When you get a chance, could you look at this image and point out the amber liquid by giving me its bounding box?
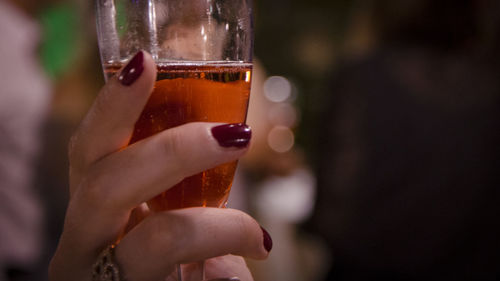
[105,62,252,211]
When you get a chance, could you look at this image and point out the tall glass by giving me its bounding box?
[96,0,253,209]
[96,0,253,279]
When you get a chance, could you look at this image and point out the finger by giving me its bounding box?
[53,123,251,272]
[81,122,251,212]
[203,255,250,281]
[115,208,271,281]
[165,259,245,281]
[69,51,156,186]
[180,255,248,281]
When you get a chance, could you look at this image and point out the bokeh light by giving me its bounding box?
[263,76,292,103]
[267,126,295,153]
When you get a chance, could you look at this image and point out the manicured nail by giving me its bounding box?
[119,51,144,86]
[261,226,273,252]
[211,123,251,148]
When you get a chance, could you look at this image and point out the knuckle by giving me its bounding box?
[78,170,116,210]
[67,132,89,175]
[231,210,254,233]
[94,85,114,114]
[67,124,95,169]
[67,133,78,158]
[228,211,261,254]
[162,130,189,176]
[142,213,184,262]
[67,132,84,166]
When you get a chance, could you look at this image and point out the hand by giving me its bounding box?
[49,51,271,281]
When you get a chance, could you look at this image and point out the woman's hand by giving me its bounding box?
[49,51,271,281]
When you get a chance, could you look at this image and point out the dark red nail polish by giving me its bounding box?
[261,226,273,252]
[211,123,251,148]
[119,51,144,86]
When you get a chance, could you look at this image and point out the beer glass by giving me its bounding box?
[96,0,253,279]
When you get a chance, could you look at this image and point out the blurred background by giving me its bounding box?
[1,0,500,280]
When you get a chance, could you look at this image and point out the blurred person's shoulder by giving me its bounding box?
[0,0,51,121]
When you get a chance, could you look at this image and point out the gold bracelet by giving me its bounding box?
[92,244,124,281]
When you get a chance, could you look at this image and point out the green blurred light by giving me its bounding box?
[39,3,79,79]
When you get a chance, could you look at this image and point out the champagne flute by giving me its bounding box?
[96,0,254,280]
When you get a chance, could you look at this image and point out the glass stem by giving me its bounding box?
[198,260,206,280]
[177,264,183,281]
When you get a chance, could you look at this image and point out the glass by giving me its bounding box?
[96,0,253,280]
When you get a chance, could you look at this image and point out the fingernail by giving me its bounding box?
[211,123,251,148]
[261,226,273,252]
[119,51,144,86]
[206,278,240,281]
